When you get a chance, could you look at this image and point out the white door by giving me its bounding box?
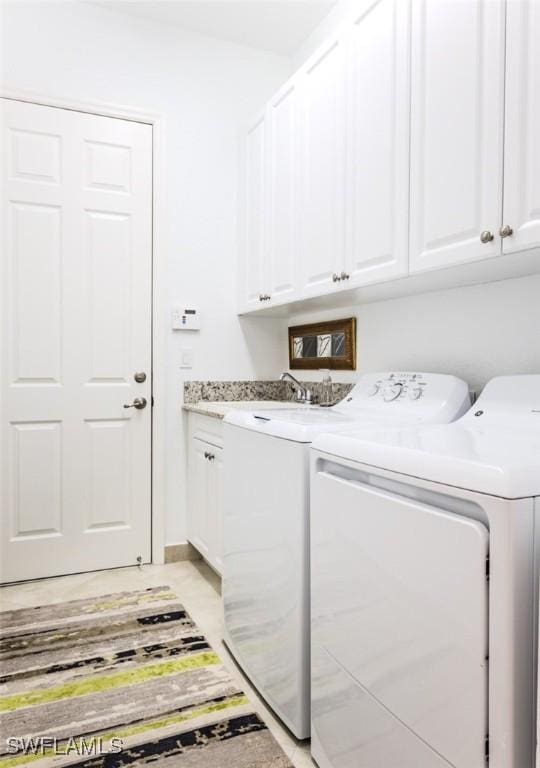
[187,438,211,562]
[409,0,505,272]
[240,112,268,311]
[311,470,489,767]
[208,444,224,575]
[1,99,152,583]
[345,0,410,286]
[267,79,298,304]
[503,0,540,254]
[298,37,347,296]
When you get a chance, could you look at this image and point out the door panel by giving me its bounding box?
[1,99,152,582]
[311,470,488,766]
[409,0,505,271]
[242,113,267,310]
[11,202,62,382]
[208,444,224,574]
[345,0,410,285]
[503,0,540,253]
[187,438,210,561]
[298,37,346,295]
[268,81,298,303]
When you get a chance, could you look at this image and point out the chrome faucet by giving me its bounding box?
[280,372,314,404]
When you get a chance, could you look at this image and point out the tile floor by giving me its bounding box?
[0,560,314,768]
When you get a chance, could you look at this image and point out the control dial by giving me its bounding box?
[367,383,381,396]
[382,382,403,401]
[408,385,423,400]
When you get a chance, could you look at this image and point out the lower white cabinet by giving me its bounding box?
[187,414,224,575]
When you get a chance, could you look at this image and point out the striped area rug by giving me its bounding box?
[0,586,293,768]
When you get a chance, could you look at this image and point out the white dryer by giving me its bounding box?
[222,372,470,739]
[310,375,540,768]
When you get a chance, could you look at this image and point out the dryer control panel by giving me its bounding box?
[338,372,471,424]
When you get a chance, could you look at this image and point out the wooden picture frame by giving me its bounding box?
[288,318,356,370]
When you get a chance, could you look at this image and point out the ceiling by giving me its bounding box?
[93,1,336,56]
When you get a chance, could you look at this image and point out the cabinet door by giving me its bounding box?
[345,0,410,286]
[208,445,224,575]
[187,438,210,560]
[409,0,505,272]
[240,112,267,311]
[268,80,299,304]
[503,0,540,254]
[298,37,347,296]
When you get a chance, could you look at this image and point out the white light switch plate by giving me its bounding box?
[180,348,193,369]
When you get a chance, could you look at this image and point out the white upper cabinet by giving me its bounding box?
[267,79,299,303]
[409,0,505,272]
[241,112,268,310]
[298,37,347,296]
[344,0,410,286]
[502,0,540,254]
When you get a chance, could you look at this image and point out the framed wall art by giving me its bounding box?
[288,318,356,371]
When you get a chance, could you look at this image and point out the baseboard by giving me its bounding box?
[164,542,202,564]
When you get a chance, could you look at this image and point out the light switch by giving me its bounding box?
[180,348,193,369]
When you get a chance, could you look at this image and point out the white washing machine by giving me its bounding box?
[310,374,540,768]
[222,372,470,739]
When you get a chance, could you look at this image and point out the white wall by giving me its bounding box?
[1,1,290,545]
[288,274,540,394]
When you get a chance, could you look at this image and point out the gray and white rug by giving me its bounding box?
[0,585,293,767]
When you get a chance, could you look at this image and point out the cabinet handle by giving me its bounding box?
[332,273,341,283]
[340,271,350,281]
[499,225,513,238]
[204,451,210,459]
[480,230,494,243]
[259,294,264,302]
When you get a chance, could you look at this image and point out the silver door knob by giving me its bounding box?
[134,372,147,383]
[332,273,341,283]
[123,397,147,410]
[480,230,494,243]
[499,225,513,238]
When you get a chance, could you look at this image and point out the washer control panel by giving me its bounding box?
[368,373,427,402]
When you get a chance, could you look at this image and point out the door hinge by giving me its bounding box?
[151,396,154,407]
[485,555,490,581]
[485,734,489,763]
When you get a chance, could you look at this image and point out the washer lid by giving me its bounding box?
[224,407,411,443]
[313,375,540,498]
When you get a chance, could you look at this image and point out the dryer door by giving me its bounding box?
[311,466,489,767]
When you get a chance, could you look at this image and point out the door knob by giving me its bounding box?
[480,230,494,243]
[499,225,513,238]
[134,372,147,383]
[123,397,147,410]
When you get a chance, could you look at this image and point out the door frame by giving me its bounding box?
[1,88,166,565]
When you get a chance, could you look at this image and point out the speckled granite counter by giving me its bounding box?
[183,380,353,413]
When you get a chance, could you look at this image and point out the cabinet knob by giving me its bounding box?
[480,230,494,243]
[340,271,350,281]
[499,225,513,238]
[259,294,264,302]
[332,273,341,283]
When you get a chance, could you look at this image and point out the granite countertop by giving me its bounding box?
[183,400,310,420]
